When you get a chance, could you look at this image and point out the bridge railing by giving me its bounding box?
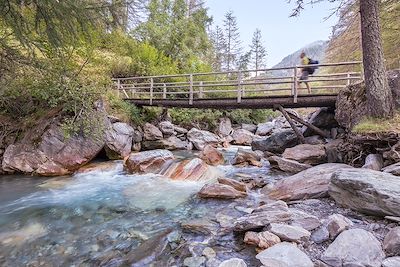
[112,61,363,105]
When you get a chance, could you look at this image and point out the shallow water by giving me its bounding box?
[0,148,276,266]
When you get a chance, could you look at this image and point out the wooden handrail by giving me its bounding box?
[112,61,363,105]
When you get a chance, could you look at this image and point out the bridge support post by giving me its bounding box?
[163,83,167,99]
[237,71,242,104]
[199,81,204,98]
[116,79,121,98]
[189,74,193,105]
[150,78,154,106]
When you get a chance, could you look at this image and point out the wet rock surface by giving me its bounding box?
[187,128,220,150]
[198,184,247,199]
[268,156,312,174]
[267,163,352,201]
[124,149,174,173]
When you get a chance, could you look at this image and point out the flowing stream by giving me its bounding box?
[0,147,280,267]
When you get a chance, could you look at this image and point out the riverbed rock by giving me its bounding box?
[268,156,312,174]
[218,258,247,267]
[303,108,337,137]
[244,231,281,249]
[163,158,222,181]
[384,227,400,256]
[382,162,400,176]
[181,218,219,235]
[218,177,247,192]
[0,223,48,246]
[256,122,275,136]
[233,201,291,231]
[104,122,135,159]
[187,128,220,150]
[251,130,298,154]
[218,117,233,137]
[382,257,400,267]
[267,163,352,201]
[282,144,326,165]
[125,229,172,266]
[124,150,174,174]
[269,223,311,243]
[289,209,321,231]
[311,226,330,244]
[174,125,188,134]
[326,214,353,239]
[143,123,163,141]
[304,135,326,145]
[158,121,175,136]
[2,120,105,176]
[256,242,313,267]
[198,184,247,199]
[321,229,384,267]
[362,154,384,171]
[232,148,262,167]
[183,256,206,267]
[241,123,257,133]
[141,136,190,151]
[232,129,255,146]
[329,168,400,216]
[200,145,224,166]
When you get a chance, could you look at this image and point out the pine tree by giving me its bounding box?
[223,11,242,71]
[249,28,267,71]
[210,25,226,71]
[237,51,251,73]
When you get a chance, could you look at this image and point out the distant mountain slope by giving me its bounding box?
[270,40,328,77]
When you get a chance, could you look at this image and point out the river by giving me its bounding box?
[0,147,280,266]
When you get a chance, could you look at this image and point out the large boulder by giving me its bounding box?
[383,257,400,267]
[384,227,400,256]
[198,184,247,199]
[321,229,385,267]
[329,168,400,216]
[104,122,134,159]
[252,130,298,154]
[162,158,222,181]
[200,145,224,166]
[124,150,174,174]
[141,136,190,151]
[336,71,400,129]
[143,123,163,141]
[256,122,275,136]
[218,117,233,137]
[269,223,311,243]
[268,156,312,174]
[362,154,384,171]
[158,121,175,136]
[2,121,105,176]
[244,231,281,250]
[256,242,313,267]
[233,201,291,231]
[289,209,321,231]
[303,108,338,136]
[241,123,257,133]
[218,258,247,267]
[232,129,255,146]
[267,163,352,201]
[282,144,326,165]
[232,148,262,167]
[383,162,400,176]
[187,128,220,150]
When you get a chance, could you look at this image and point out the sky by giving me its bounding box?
[206,0,340,67]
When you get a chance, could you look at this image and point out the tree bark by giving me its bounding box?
[360,0,393,117]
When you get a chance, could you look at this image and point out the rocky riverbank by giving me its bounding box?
[1,70,400,266]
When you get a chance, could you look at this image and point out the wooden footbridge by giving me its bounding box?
[113,61,363,109]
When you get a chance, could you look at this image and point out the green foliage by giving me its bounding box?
[228,109,277,124]
[105,91,143,125]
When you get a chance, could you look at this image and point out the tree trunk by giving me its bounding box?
[360,0,393,117]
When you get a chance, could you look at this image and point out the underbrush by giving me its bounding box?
[353,110,400,134]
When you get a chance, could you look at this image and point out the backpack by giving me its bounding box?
[307,58,319,74]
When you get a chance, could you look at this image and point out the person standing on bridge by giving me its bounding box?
[298,52,312,94]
